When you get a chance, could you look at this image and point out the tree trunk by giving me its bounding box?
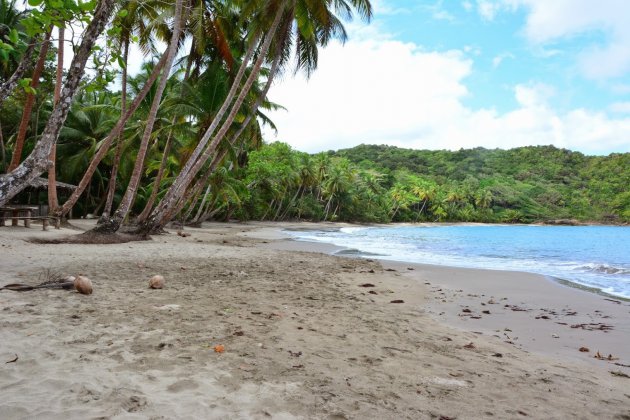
[141,4,287,233]
[280,186,301,220]
[138,33,264,229]
[0,37,39,106]
[0,121,5,169]
[184,36,287,225]
[55,47,170,218]
[95,0,185,233]
[48,25,65,213]
[158,148,229,228]
[135,127,173,223]
[8,30,52,172]
[0,0,116,207]
[100,34,129,220]
[190,184,211,224]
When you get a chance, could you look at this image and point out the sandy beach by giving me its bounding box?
[1,221,629,419]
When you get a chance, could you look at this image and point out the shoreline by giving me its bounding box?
[279,223,630,301]
[1,220,629,418]
[258,225,630,365]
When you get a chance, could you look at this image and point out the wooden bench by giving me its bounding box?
[0,207,60,230]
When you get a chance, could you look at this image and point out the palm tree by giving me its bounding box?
[0,0,117,206]
[94,0,186,233]
[475,189,493,209]
[101,0,164,220]
[47,23,65,212]
[140,0,372,233]
[7,28,51,171]
[322,158,355,220]
[55,47,171,218]
[0,0,37,106]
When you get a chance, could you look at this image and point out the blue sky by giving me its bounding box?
[265,0,630,155]
[379,1,618,113]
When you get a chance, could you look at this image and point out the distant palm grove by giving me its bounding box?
[1,0,628,230]
[203,142,629,224]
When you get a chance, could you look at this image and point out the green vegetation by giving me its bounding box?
[1,1,627,228]
[217,143,628,224]
[0,0,373,234]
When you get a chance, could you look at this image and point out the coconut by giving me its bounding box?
[149,275,165,289]
[74,275,93,295]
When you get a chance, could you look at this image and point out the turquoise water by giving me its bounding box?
[287,225,630,299]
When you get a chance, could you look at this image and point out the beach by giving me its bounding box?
[1,221,629,419]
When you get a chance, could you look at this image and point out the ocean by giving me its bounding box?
[286,224,630,299]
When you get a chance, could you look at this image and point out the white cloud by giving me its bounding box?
[371,0,410,16]
[492,52,515,68]
[489,0,630,80]
[514,82,555,107]
[462,1,473,12]
[421,1,456,22]
[609,102,630,114]
[464,45,482,56]
[477,0,500,21]
[265,34,630,155]
[611,84,630,95]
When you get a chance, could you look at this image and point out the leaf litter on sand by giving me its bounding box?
[593,351,618,361]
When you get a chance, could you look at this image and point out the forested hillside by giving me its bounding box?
[330,144,629,223]
[217,143,628,224]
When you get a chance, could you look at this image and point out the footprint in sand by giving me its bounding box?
[167,379,200,393]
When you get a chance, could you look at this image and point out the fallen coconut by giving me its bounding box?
[74,275,93,295]
[149,275,165,289]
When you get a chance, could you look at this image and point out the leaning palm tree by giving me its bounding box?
[7,28,51,172]
[139,0,372,233]
[91,0,186,233]
[101,0,166,220]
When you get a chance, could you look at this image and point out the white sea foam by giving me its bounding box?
[286,225,630,299]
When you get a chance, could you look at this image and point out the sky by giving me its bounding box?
[263,0,630,155]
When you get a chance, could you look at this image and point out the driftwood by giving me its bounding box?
[1,278,75,292]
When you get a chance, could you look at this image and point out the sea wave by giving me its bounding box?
[575,263,630,275]
[339,227,368,234]
[285,225,630,299]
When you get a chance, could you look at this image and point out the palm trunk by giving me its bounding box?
[96,0,185,233]
[101,34,129,220]
[324,196,333,221]
[55,47,170,218]
[0,37,39,106]
[197,186,218,223]
[182,189,201,221]
[155,32,261,200]
[160,148,229,227]
[136,127,173,223]
[48,25,65,213]
[0,121,4,169]
[142,4,287,233]
[219,33,285,156]
[8,30,52,172]
[190,184,211,224]
[0,0,116,207]
[280,186,301,220]
[262,199,274,220]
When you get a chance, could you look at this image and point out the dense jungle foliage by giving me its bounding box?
[0,0,374,233]
[223,142,629,224]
